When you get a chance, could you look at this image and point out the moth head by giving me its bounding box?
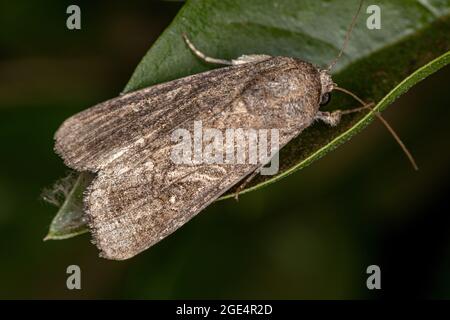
[319,69,335,107]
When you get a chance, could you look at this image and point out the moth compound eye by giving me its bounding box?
[320,93,331,106]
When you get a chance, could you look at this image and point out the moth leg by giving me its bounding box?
[315,111,342,127]
[234,168,261,201]
[231,54,272,65]
[182,33,233,65]
[315,103,375,126]
[182,34,272,66]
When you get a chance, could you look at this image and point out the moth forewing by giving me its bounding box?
[55,56,325,260]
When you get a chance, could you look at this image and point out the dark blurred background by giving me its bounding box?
[1,1,450,299]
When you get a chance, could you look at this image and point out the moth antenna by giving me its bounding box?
[334,86,419,171]
[327,0,364,72]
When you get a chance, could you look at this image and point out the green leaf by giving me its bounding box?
[45,0,450,240]
[44,172,93,240]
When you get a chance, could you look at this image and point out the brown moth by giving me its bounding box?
[54,0,415,260]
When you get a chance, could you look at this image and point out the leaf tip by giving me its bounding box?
[43,233,52,241]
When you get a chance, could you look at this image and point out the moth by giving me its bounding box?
[53,0,416,260]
